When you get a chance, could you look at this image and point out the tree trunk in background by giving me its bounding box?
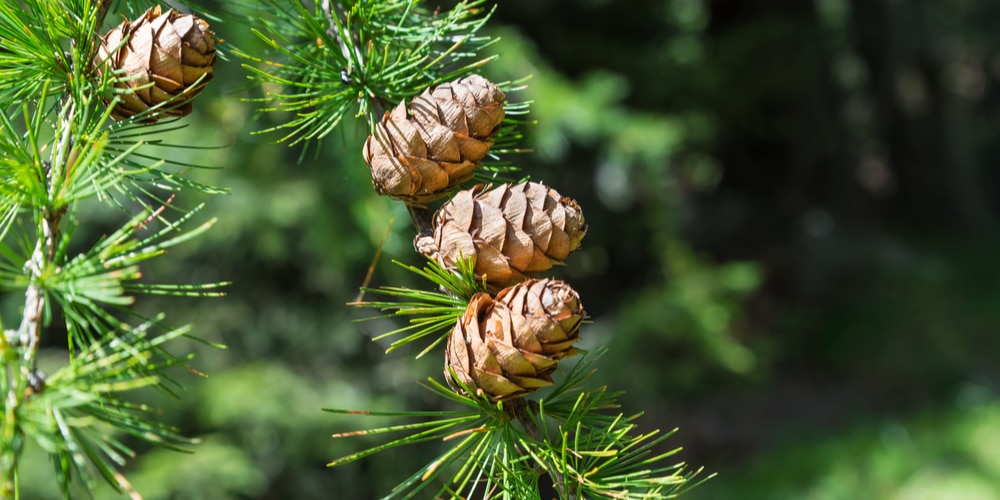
[490,0,999,305]
[699,0,859,298]
[849,0,991,228]
[849,0,916,219]
[910,0,995,228]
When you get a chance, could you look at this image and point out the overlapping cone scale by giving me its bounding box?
[495,278,584,360]
[98,6,217,122]
[445,279,584,400]
[363,75,505,204]
[415,182,587,289]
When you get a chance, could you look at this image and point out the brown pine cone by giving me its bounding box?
[98,6,217,122]
[414,182,587,289]
[445,280,584,400]
[363,75,505,204]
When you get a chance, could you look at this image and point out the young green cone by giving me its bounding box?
[98,6,217,121]
[415,182,587,289]
[446,279,585,400]
[363,75,506,204]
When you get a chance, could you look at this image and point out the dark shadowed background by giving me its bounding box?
[16,0,1000,498]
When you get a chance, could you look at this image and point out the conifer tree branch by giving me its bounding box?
[1,2,224,497]
[245,2,701,497]
[4,77,76,500]
[506,397,575,499]
[320,1,357,73]
[18,90,75,369]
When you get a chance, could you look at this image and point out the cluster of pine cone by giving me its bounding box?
[93,6,589,401]
[364,76,589,400]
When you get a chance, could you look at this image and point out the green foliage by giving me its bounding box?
[327,348,705,499]
[232,0,711,496]
[601,244,761,394]
[686,389,1000,500]
[234,0,498,147]
[0,0,224,497]
[0,0,104,103]
[2,320,195,497]
[352,257,485,358]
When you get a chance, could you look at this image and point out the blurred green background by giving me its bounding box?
[16,0,1000,498]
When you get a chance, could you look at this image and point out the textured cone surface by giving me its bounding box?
[363,75,505,204]
[495,278,584,360]
[98,6,216,122]
[445,282,584,400]
[415,182,587,288]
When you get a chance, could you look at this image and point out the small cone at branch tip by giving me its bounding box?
[97,5,217,122]
[363,75,506,204]
[445,280,585,401]
[414,182,587,289]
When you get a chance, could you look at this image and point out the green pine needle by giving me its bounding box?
[351,257,485,357]
[0,0,75,102]
[37,206,226,353]
[5,319,197,496]
[235,0,498,149]
[326,348,707,499]
[1,1,224,497]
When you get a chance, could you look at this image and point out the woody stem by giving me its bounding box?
[407,205,434,237]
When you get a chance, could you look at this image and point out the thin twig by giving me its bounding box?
[17,249,44,364]
[18,102,73,367]
[134,194,176,232]
[96,0,113,27]
[321,1,363,80]
[355,215,395,303]
[407,204,434,236]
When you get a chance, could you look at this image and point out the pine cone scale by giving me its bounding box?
[487,339,539,376]
[501,225,535,270]
[474,245,515,286]
[477,203,507,247]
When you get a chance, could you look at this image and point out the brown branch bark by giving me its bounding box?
[3,73,73,500]
[407,204,434,237]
